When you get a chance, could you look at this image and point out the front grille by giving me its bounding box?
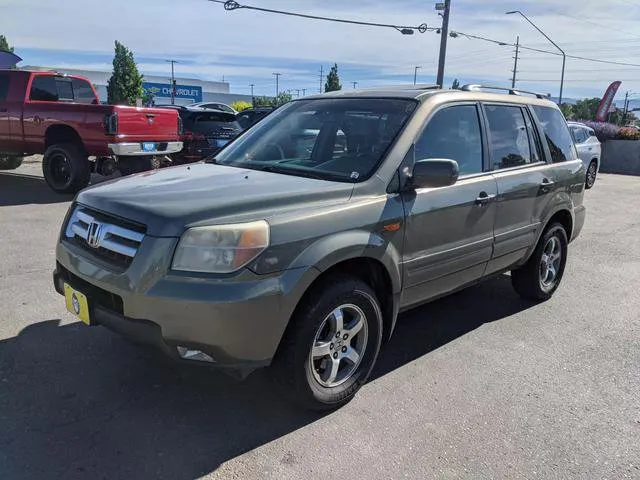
[57,262,124,315]
[64,205,146,268]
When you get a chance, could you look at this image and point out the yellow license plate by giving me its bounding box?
[64,283,91,325]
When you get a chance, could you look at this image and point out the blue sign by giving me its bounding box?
[143,82,203,102]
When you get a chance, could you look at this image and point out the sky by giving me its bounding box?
[2,0,640,104]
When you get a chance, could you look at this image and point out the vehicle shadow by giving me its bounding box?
[0,275,532,479]
[0,173,73,206]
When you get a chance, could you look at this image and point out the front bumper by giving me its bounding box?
[54,238,319,372]
[108,141,183,156]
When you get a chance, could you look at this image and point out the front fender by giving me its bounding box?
[287,229,403,294]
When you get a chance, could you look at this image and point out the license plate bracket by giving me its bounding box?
[64,283,92,325]
[142,142,157,152]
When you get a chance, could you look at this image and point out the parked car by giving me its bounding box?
[568,121,601,189]
[189,101,237,114]
[236,107,275,130]
[0,69,182,193]
[54,84,586,410]
[157,105,242,163]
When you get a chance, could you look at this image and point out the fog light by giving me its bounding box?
[176,346,215,363]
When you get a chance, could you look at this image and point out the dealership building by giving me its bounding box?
[22,66,254,106]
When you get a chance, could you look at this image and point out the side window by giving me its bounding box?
[71,78,95,103]
[532,105,577,163]
[55,79,73,101]
[29,76,58,101]
[0,74,9,101]
[523,108,543,163]
[415,105,484,176]
[485,105,532,169]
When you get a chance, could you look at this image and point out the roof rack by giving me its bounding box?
[460,84,550,99]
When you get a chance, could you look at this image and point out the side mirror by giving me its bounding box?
[410,158,459,189]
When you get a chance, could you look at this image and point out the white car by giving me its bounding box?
[568,121,601,189]
[189,101,237,114]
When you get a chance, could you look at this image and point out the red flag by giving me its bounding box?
[596,81,622,122]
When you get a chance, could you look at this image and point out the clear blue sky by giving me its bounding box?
[2,0,640,103]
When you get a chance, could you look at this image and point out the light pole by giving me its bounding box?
[506,10,565,105]
[273,72,282,98]
[165,59,178,105]
[413,66,422,85]
[352,81,358,89]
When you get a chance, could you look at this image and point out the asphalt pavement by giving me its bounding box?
[0,158,638,479]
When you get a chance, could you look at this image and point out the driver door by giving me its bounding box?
[400,103,497,308]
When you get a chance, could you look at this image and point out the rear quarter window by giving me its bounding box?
[532,105,577,163]
[30,75,58,101]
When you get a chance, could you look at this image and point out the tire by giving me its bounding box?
[0,156,23,170]
[117,156,160,176]
[272,275,383,411]
[511,223,568,301]
[42,143,90,194]
[585,160,597,189]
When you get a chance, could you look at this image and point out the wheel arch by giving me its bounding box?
[44,124,85,152]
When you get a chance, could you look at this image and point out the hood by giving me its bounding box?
[76,163,354,236]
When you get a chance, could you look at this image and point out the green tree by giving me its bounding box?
[253,96,274,107]
[274,91,293,106]
[106,41,144,106]
[451,78,460,89]
[324,63,342,92]
[559,103,574,120]
[572,98,601,121]
[0,35,14,53]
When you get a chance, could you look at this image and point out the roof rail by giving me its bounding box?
[460,84,550,99]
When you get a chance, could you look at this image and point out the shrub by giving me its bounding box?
[231,100,252,112]
[617,127,640,140]
[580,121,620,142]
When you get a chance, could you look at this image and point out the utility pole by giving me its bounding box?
[294,89,301,97]
[352,81,358,89]
[413,66,422,85]
[622,91,629,125]
[319,65,324,93]
[436,0,451,88]
[302,88,307,96]
[249,83,255,106]
[166,59,178,105]
[511,35,520,89]
[273,72,282,98]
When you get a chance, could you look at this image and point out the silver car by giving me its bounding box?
[568,121,601,189]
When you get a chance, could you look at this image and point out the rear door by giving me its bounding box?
[483,103,558,275]
[400,102,498,308]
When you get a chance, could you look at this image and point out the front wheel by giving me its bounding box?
[273,276,383,410]
[0,156,23,170]
[585,160,597,189]
[511,223,568,301]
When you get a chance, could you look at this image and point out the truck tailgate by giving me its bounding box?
[115,106,179,140]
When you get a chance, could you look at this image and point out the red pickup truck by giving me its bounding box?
[0,69,183,193]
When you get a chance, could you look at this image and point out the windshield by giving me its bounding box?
[213,98,417,182]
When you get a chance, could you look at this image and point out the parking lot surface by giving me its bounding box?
[1,159,638,479]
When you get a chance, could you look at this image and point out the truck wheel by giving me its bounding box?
[511,223,568,301]
[272,275,383,411]
[117,156,160,176]
[0,156,23,170]
[42,143,90,194]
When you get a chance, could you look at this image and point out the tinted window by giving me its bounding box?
[0,74,8,101]
[215,98,417,182]
[55,79,73,100]
[415,105,483,175]
[523,108,543,162]
[71,78,95,103]
[485,105,532,169]
[30,75,58,101]
[532,105,577,163]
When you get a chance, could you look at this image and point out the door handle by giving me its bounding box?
[475,192,496,205]
[539,178,555,193]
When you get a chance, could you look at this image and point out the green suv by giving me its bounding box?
[54,85,586,410]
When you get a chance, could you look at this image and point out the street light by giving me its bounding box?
[413,66,422,85]
[165,59,178,105]
[506,10,566,105]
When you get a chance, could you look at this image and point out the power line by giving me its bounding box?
[209,0,431,35]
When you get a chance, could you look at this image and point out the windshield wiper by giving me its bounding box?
[259,164,328,180]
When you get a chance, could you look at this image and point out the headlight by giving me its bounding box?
[172,221,270,274]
